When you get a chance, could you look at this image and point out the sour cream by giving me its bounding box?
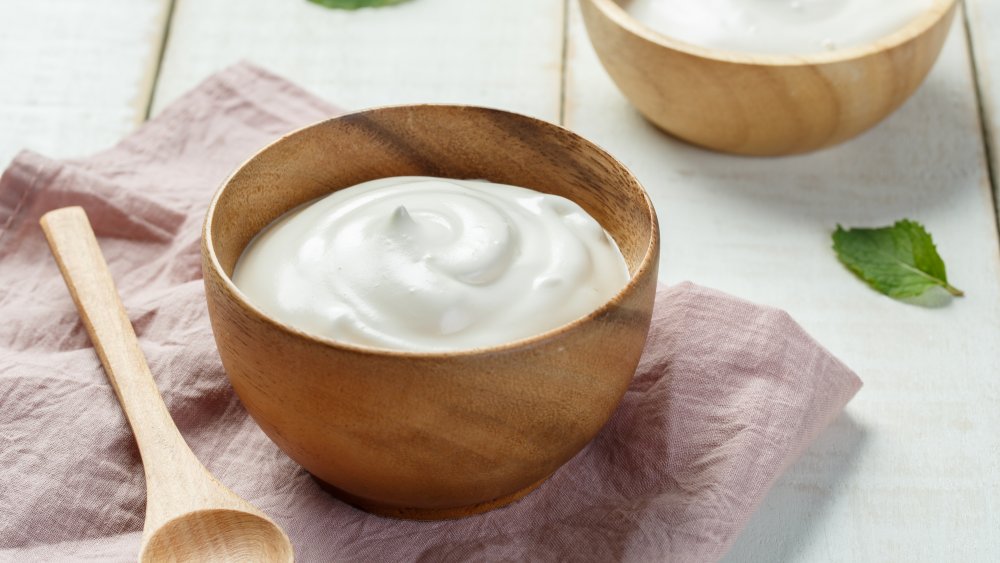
[623,0,934,55]
[232,177,630,352]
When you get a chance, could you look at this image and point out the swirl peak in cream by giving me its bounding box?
[232,176,630,351]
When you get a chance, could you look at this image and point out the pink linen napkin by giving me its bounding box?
[0,63,861,563]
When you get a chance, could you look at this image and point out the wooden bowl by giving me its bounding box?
[202,105,660,519]
[580,0,958,156]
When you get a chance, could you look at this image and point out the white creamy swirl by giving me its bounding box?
[232,177,630,351]
[625,0,934,55]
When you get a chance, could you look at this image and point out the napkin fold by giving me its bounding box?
[0,63,861,563]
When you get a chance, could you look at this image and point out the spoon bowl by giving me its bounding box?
[140,509,293,562]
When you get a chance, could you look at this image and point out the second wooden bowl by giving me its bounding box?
[580,0,958,156]
[202,105,660,519]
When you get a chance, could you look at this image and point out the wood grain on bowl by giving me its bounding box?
[580,0,958,156]
[202,105,660,519]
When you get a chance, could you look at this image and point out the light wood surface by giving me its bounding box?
[203,105,659,519]
[579,0,957,156]
[2,0,999,558]
[40,207,293,562]
[151,0,565,121]
[565,2,1000,560]
[0,0,170,170]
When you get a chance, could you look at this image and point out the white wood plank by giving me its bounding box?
[0,0,171,170]
[151,0,564,122]
[566,3,1000,561]
[966,0,1000,220]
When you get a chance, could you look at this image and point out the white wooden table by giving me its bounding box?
[3,1,998,560]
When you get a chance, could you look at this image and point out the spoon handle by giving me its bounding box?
[40,207,228,522]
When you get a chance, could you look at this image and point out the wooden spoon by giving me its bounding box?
[41,207,294,562]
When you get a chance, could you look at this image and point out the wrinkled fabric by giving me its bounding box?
[0,63,862,563]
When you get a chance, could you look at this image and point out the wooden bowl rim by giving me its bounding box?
[203,104,660,360]
[587,0,957,67]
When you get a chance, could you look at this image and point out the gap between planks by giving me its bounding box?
[144,0,178,121]
[961,2,1000,240]
[559,0,571,126]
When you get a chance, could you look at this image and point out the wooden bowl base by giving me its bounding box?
[312,473,551,520]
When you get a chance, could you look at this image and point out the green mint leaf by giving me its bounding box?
[307,0,410,9]
[832,220,963,301]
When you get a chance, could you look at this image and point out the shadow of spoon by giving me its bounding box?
[41,206,294,562]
